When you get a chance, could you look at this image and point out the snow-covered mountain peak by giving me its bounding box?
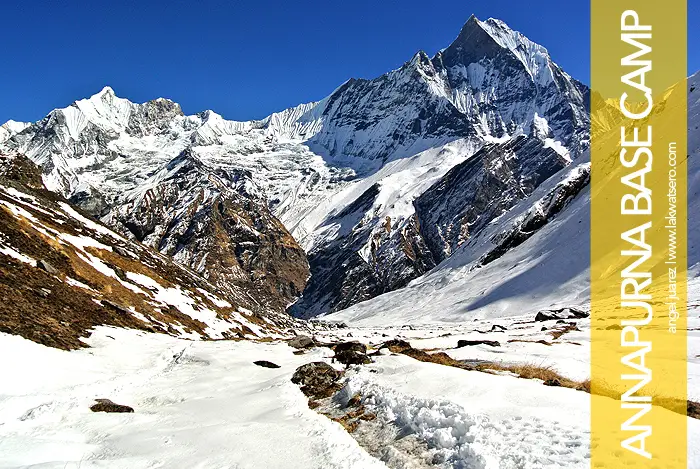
[0,120,30,144]
[0,15,592,317]
[443,15,555,83]
[480,18,556,83]
[96,85,116,97]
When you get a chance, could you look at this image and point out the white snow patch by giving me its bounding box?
[0,245,36,266]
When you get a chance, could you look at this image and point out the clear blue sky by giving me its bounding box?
[1,0,698,124]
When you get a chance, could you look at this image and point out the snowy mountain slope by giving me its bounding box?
[103,148,310,312]
[0,151,296,349]
[328,72,700,326]
[414,135,569,262]
[327,160,592,325]
[286,16,590,315]
[2,89,316,312]
[0,120,30,144]
[0,15,591,317]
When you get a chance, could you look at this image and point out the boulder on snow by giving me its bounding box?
[534,307,589,322]
[291,362,343,398]
[379,339,412,353]
[333,341,367,354]
[457,339,500,348]
[90,399,134,413]
[543,378,562,387]
[333,342,370,365]
[254,360,281,369]
[288,335,315,349]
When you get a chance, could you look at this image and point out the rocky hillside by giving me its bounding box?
[1,15,590,318]
[0,151,297,349]
[414,135,570,263]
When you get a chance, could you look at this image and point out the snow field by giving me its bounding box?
[0,328,385,469]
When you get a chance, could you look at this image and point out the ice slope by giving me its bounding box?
[326,159,591,325]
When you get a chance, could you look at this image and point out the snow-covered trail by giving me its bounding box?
[0,328,385,469]
[354,352,700,468]
[343,355,591,468]
[2,324,700,469]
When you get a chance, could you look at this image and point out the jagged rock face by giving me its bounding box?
[0,151,44,189]
[414,136,568,262]
[290,16,590,316]
[0,15,592,318]
[434,17,589,157]
[476,163,590,267]
[291,190,436,318]
[107,150,310,312]
[5,87,192,199]
[304,16,588,168]
[307,55,476,165]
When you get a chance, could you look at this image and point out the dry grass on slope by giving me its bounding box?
[386,341,699,420]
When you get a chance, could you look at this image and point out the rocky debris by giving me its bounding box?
[309,319,348,329]
[253,360,281,369]
[333,341,367,353]
[330,404,377,433]
[308,399,321,409]
[37,259,58,275]
[107,262,128,281]
[549,322,580,340]
[332,342,371,366]
[457,339,501,348]
[90,399,134,413]
[36,288,51,298]
[379,339,412,353]
[535,307,589,322]
[490,324,507,332]
[288,335,316,349]
[402,348,457,366]
[113,246,136,259]
[291,362,343,398]
[688,401,700,419]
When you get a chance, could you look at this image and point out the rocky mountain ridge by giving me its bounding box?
[0,151,299,349]
[1,15,591,317]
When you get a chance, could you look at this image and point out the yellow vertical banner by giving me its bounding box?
[591,1,688,468]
